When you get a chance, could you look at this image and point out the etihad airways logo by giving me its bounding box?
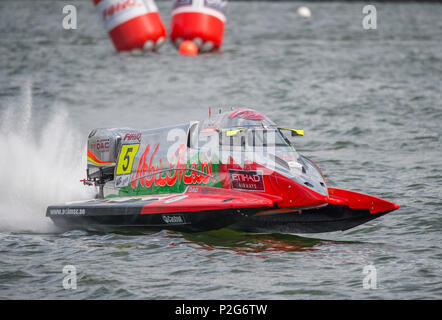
[228,169,265,191]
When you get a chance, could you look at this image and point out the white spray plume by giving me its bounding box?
[0,80,95,233]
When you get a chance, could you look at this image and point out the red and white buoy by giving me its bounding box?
[170,0,227,53]
[93,0,167,52]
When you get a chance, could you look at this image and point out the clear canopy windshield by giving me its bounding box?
[195,126,301,166]
[191,109,327,196]
[217,127,292,147]
[193,113,300,159]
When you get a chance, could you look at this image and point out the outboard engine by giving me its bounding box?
[87,128,122,184]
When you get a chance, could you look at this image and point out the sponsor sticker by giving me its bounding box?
[173,0,192,9]
[115,174,131,188]
[186,186,200,193]
[98,0,149,32]
[228,169,265,192]
[228,109,265,121]
[172,0,226,19]
[131,143,215,189]
[162,214,185,224]
[164,195,188,204]
[91,138,111,153]
[49,208,86,216]
[123,132,142,142]
[204,0,227,14]
[115,143,140,176]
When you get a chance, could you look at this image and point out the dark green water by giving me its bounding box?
[0,1,441,299]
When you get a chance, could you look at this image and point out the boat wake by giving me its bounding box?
[0,79,94,233]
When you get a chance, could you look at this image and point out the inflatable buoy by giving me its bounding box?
[93,0,167,52]
[297,6,311,18]
[179,40,198,55]
[170,0,227,53]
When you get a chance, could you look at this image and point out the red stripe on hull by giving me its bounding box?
[328,188,400,214]
[141,186,273,215]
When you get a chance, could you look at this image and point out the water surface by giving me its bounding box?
[0,1,441,299]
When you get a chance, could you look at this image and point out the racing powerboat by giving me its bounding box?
[46,108,399,233]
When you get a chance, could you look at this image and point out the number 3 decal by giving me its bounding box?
[116,144,140,175]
